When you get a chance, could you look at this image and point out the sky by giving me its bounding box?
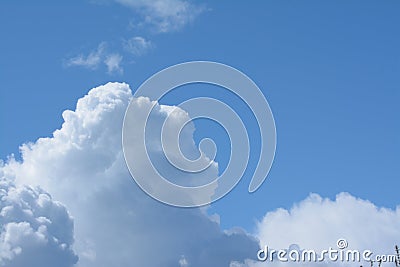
[0,1,399,267]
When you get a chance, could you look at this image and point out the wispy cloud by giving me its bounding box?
[65,42,123,75]
[115,0,205,33]
[104,53,123,74]
[66,42,106,70]
[123,36,153,56]
[65,1,206,74]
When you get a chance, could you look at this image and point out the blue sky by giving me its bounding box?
[0,1,399,266]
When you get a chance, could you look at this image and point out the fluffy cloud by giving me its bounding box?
[234,193,400,267]
[3,81,399,267]
[116,0,205,32]
[0,173,78,267]
[3,82,258,267]
[257,193,400,254]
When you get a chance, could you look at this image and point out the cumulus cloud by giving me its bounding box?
[257,193,400,254]
[3,82,258,267]
[66,42,123,74]
[116,0,205,32]
[3,81,399,267]
[0,174,78,267]
[235,193,400,267]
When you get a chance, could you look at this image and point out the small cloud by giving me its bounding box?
[115,0,205,33]
[104,53,123,74]
[66,42,106,70]
[66,42,123,75]
[65,0,206,73]
[179,255,189,267]
[123,36,153,56]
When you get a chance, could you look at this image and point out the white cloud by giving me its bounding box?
[123,36,153,56]
[65,1,205,73]
[66,43,123,74]
[236,193,400,267]
[3,81,399,267]
[257,193,400,254]
[2,82,258,267]
[104,53,123,74]
[0,175,78,267]
[179,255,189,267]
[66,42,106,70]
[116,0,205,32]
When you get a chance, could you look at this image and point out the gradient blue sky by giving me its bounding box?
[1,0,399,232]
